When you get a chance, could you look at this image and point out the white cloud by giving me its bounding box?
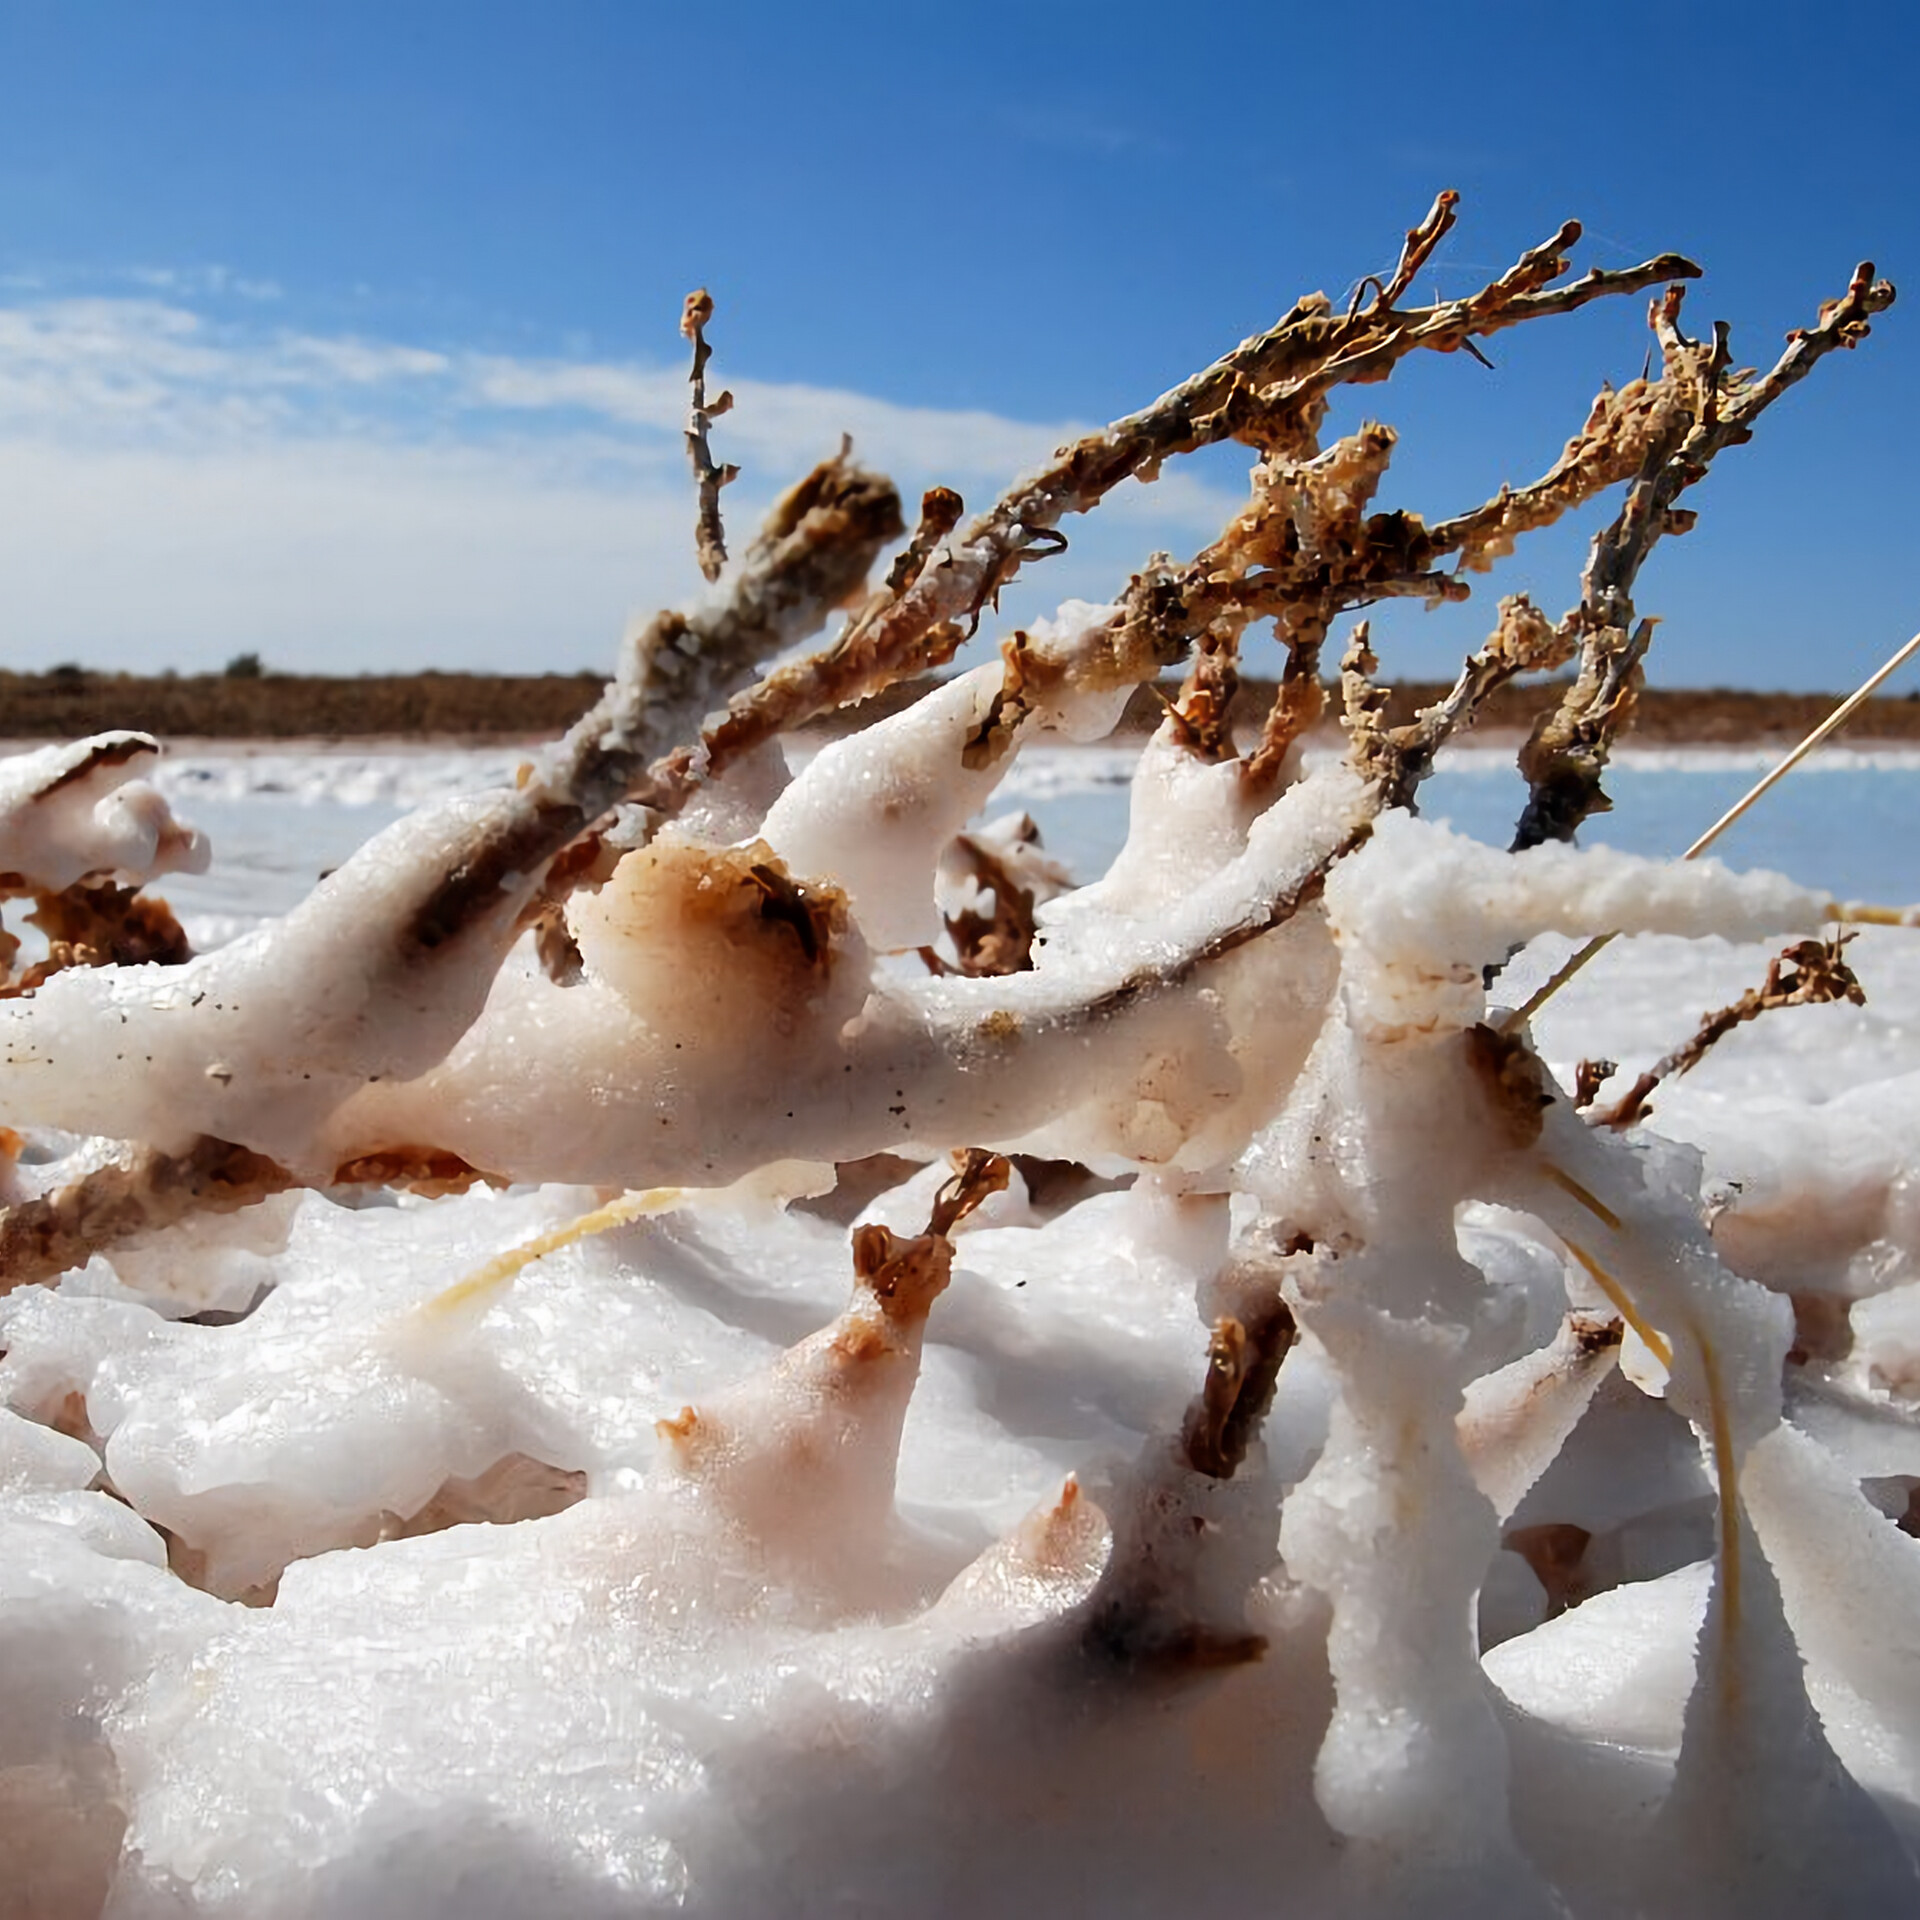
[0,289,1246,675]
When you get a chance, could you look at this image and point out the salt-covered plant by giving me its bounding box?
[0,196,1916,1917]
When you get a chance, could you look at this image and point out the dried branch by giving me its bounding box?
[1572,1058,1617,1110]
[849,1147,1010,1322]
[1370,188,1461,316]
[1180,1292,1298,1480]
[1596,935,1865,1129]
[1349,592,1572,810]
[681,288,739,582]
[1159,327,1700,786]
[1513,264,1897,849]
[884,487,965,597]
[1081,1240,1300,1671]
[1427,370,1690,576]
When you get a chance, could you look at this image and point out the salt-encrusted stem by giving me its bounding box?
[1456,1312,1622,1523]
[404,451,902,956]
[1504,1101,1915,1910]
[680,288,739,583]
[1273,1024,1553,1900]
[1071,1229,1300,1670]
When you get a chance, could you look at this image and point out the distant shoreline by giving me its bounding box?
[4,669,1919,749]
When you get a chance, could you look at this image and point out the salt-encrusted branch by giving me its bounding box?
[681,288,740,582]
[1513,264,1896,849]
[1082,1239,1300,1669]
[406,451,902,955]
[1596,935,1864,1129]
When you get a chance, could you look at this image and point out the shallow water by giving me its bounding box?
[1005,746,1920,911]
[117,741,1920,944]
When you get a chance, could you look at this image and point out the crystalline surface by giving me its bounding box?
[5,691,1920,1917]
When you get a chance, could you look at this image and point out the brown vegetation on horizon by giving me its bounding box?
[3,664,1918,746]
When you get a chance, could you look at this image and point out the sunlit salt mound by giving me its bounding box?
[6,785,1920,1914]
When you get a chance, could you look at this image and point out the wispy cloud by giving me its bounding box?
[124,265,285,303]
[0,286,1243,675]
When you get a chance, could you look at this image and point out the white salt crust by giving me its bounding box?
[2,685,1919,1917]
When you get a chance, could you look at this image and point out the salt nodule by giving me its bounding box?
[3,204,1919,1917]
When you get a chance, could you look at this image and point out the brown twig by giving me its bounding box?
[1597,936,1866,1129]
[1513,264,1897,850]
[1374,189,1461,315]
[917,824,1045,977]
[681,288,740,582]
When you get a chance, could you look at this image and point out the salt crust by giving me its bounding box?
[3,686,1920,1915]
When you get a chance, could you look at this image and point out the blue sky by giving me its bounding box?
[0,0,1914,690]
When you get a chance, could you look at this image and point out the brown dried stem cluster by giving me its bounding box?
[0,878,192,996]
[0,1137,292,1295]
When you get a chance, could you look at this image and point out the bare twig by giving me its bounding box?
[1181,1292,1299,1479]
[1572,1058,1617,1110]
[884,487,965,597]
[1596,936,1864,1129]
[1513,264,1897,850]
[849,1147,1010,1322]
[917,823,1045,977]
[681,288,740,582]
[1374,189,1461,314]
